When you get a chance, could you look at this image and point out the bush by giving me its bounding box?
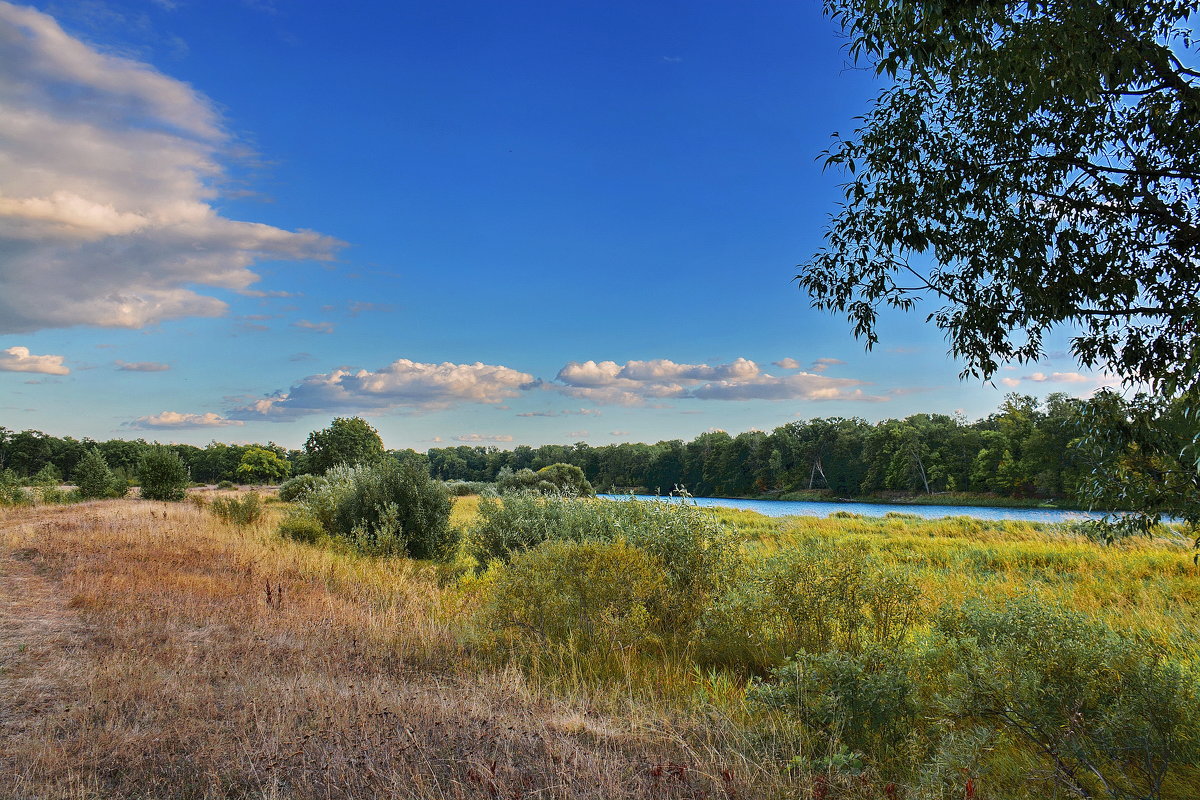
[278,473,323,502]
[38,486,82,505]
[496,463,595,496]
[138,447,189,502]
[468,495,741,638]
[478,539,668,654]
[0,470,31,507]
[216,480,236,490]
[925,599,1200,800]
[330,459,455,560]
[74,448,124,499]
[31,463,62,487]
[278,514,328,545]
[697,541,925,673]
[444,479,490,497]
[751,647,917,761]
[210,492,264,526]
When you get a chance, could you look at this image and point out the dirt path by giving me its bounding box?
[0,522,92,793]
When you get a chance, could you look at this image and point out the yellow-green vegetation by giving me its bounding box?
[4,492,1197,799]
[444,496,1200,799]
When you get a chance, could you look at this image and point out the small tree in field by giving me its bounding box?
[139,447,188,501]
[74,448,122,499]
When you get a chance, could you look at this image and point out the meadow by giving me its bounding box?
[1,491,1197,799]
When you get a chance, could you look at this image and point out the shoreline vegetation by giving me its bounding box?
[3,487,1197,799]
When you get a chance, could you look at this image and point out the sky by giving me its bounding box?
[0,0,1113,450]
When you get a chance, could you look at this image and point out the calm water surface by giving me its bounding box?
[597,494,1112,524]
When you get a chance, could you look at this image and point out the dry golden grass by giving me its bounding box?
[0,499,770,800]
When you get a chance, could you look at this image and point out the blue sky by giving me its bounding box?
[0,0,1108,449]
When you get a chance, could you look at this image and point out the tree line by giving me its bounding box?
[2,391,1190,511]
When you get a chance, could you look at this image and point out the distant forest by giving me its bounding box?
[1,393,1109,502]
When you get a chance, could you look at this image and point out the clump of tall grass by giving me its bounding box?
[210,492,264,526]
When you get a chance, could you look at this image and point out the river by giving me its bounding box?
[596,494,1114,523]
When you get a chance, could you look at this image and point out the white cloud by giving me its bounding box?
[128,410,243,429]
[237,358,537,420]
[565,430,589,439]
[772,357,801,369]
[115,360,169,372]
[609,430,631,437]
[454,433,514,443]
[0,345,69,374]
[1000,377,1021,387]
[0,3,340,333]
[1024,371,1091,384]
[810,357,846,372]
[554,357,884,404]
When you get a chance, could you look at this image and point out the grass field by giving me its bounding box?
[1,494,1197,799]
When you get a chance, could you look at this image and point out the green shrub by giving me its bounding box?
[468,495,741,638]
[216,479,236,490]
[496,463,594,496]
[478,539,669,654]
[0,470,31,507]
[331,459,454,560]
[74,448,124,499]
[444,479,490,497]
[209,492,264,526]
[38,486,82,505]
[750,647,917,761]
[277,514,328,545]
[138,447,189,502]
[697,541,925,673]
[31,463,62,487]
[297,463,363,532]
[278,473,323,502]
[926,599,1200,800]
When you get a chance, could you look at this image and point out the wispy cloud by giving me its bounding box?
[0,4,340,333]
[235,357,537,420]
[0,345,69,375]
[293,320,335,334]
[127,411,244,429]
[454,433,514,443]
[772,357,801,369]
[115,360,169,372]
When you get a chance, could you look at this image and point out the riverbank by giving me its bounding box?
[757,489,1086,510]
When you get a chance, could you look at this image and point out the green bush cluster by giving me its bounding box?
[0,469,31,507]
[278,473,322,502]
[469,496,742,649]
[444,479,490,496]
[139,447,189,501]
[279,460,455,560]
[494,462,594,496]
[74,448,127,499]
[209,492,264,526]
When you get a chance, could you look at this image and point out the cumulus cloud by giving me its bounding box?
[128,410,243,429]
[0,3,341,333]
[554,357,884,405]
[0,345,69,374]
[772,357,801,369]
[115,360,169,372]
[454,433,514,443]
[236,358,536,420]
[1000,377,1021,387]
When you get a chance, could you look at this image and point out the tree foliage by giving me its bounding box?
[235,446,291,484]
[799,0,1200,394]
[303,417,385,475]
[138,446,189,502]
[74,447,123,499]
